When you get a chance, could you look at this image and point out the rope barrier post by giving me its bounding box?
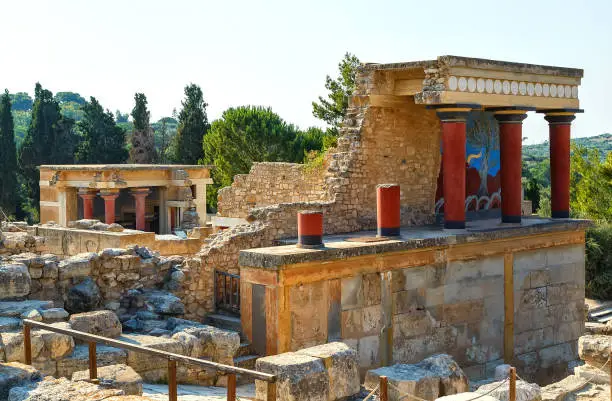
[266,381,277,401]
[227,373,236,401]
[380,375,388,401]
[168,360,177,401]
[509,367,516,401]
[23,323,32,365]
[88,342,98,382]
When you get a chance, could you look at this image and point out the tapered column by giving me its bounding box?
[539,109,583,218]
[99,190,119,225]
[432,105,478,229]
[491,107,533,223]
[130,188,151,231]
[78,189,97,220]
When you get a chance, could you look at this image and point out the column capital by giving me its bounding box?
[130,187,151,198]
[537,108,584,125]
[487,106,534,124]
[99,189,120,199]
[78,188,97,199]
[427,103,481,122]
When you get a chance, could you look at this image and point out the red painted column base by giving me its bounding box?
[99,191,119,225]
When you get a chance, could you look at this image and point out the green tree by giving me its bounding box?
[202,106,312,208]
[312,53,360,136]
[0,90,18,215]
[9,92,33,111]
[18,83,75,215]
[76,97,128,164]
[173,84,209,164]
[570,145,612,221]
[115,110,129,123]
[129,93,155,163]
[155,120,172,163]
[55,92,86,105]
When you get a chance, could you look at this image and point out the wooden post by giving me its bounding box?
[168,360,177,401]
[266,381,276,401]
[227,373,236,401]
[509,367,516,401]
[23,324,32,365]
[88,342,98,381]
[380,375,388,401]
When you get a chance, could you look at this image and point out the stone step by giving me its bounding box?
[234,355,260,385]
[57,344,128,378]
[0,300,54,317]
[205,313,243,337]
[236,342,257,358]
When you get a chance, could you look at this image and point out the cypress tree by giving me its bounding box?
[173,84,209,164]
[0,90,18,215]
[129,93,155,164]
[76,97,128,164]
[18,83,73,212]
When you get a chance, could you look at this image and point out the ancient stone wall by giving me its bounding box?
[217,163,327,218]
[512,244,585,383]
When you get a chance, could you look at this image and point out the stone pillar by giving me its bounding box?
[491,108,532,223]
[99,190,119,225]
[434,105,477,229]
[376,184,400,237]
[78,189,97,220]
[297,210,323,248]
[130,188,151,231]
[540,109,583,218]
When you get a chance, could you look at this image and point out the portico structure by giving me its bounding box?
[39,165,213,233]
[409,56,584,228]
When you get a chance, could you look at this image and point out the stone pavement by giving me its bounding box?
[142,383,255,400]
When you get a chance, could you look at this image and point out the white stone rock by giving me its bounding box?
[58,252,98,280]
[0,362,42,400]
[578,335,611,367]
[475,380,541,401]
[69,310,122,339]
[436,392,499,401]
[40,308,69,323]
[0,301,53,318]
[0,262,31,300]
[7,376,123,401]
[56,345,127,378]
[494,364,511,381]
[72,364,143,395]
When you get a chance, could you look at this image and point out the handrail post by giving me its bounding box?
[266,381,276,401]
[168,360,177,401]
[380,375,388,401]
[88,342,98,382]
[509,367,516,401]
[23,323,32,365]
[227,373,236,401]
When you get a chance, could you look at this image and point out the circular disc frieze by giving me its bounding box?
[448,76,458,91]
[542,84,550,97]
[502,80,510,94]
[494,80,502,94]
[458,77,468,91]
[485,79,494,93]
[527,83,535,96]
[550,84,557,97]
[477,78,486,93]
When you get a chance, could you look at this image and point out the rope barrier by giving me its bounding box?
[362,384,380,401]
[386,376,510,401]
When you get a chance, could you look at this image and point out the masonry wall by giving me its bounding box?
[240,231,586,384]
[217,163,327,218]
[512,244,585,383]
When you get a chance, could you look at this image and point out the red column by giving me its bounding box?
[493,109,530,223]
[130,188,151,231]
[377,184,400,237]
[78,189,97,220]
[99,190,119,225]
[544,112,578,218]
[435,107,474,229]
[297,210,324,248]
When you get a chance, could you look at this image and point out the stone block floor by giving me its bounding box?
[143,383,255,400]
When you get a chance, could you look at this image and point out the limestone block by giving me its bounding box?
[436,393,499,401]
[0,301,53,318]
[574,363,609,384]
[7,376,123,401]
[36,324,74,360]
[540,374,590,401]
[56,344,127,378]
[255,352,329,401]
[40,308,69,323]
[41,261,58,279]
[296,342,360,400]
[578,335,611,367]
[0,317,21,332]
[0,362,42,400]
[143,291,185,315]
[120,334,185,381]
[20,310,42,322]
[72,364,143,395]
[58,252,98,280]
[475,380,541,401]
[69,310,122,339]
[172,325,240,363]
[65,278,101,313]
[546,245,584,267]
[494,364,511,381]
[0,262,31,300]
[0,332,44,363]
[365,354,468,401]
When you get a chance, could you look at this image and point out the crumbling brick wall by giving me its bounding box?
[217,163,327,218]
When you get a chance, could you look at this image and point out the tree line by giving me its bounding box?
[0,53,361,221]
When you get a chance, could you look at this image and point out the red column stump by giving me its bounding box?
[297,211,323,248]
[377,184,400,237]
[99,190,120,225]
[130,188,151,231]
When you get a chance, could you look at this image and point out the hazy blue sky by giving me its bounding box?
[1,0,610,144]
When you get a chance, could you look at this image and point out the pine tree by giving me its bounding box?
[18,83,74,212]
[0,90,18,215]
[129,93,155,164]
[173,84,209,164]
[312,53,360,136]
[76,97,128,164]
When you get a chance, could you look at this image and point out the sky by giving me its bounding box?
[0,0,610,145]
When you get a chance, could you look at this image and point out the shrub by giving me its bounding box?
[585,224,612,300]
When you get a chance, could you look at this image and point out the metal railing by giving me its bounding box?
[23,319,276,401]
[215,270,240,314]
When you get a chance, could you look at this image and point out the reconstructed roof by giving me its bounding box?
[39,164,214,171]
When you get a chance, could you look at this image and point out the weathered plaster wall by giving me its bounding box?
[217,163,327,218]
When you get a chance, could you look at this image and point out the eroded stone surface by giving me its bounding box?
[65,278,101,313]
[69,310,122,339]
[578,335,611,367]
[0,362,41,400]
[256,352,329,401]
[0,301,53,318]
[436,393,499,401]
[7,376,124,401]
[475,380,541,401]
[365,354,469,401]
[57,345,128,378]
[120,334,185,382]
[72,364,143,395]
[0,262,31,300]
